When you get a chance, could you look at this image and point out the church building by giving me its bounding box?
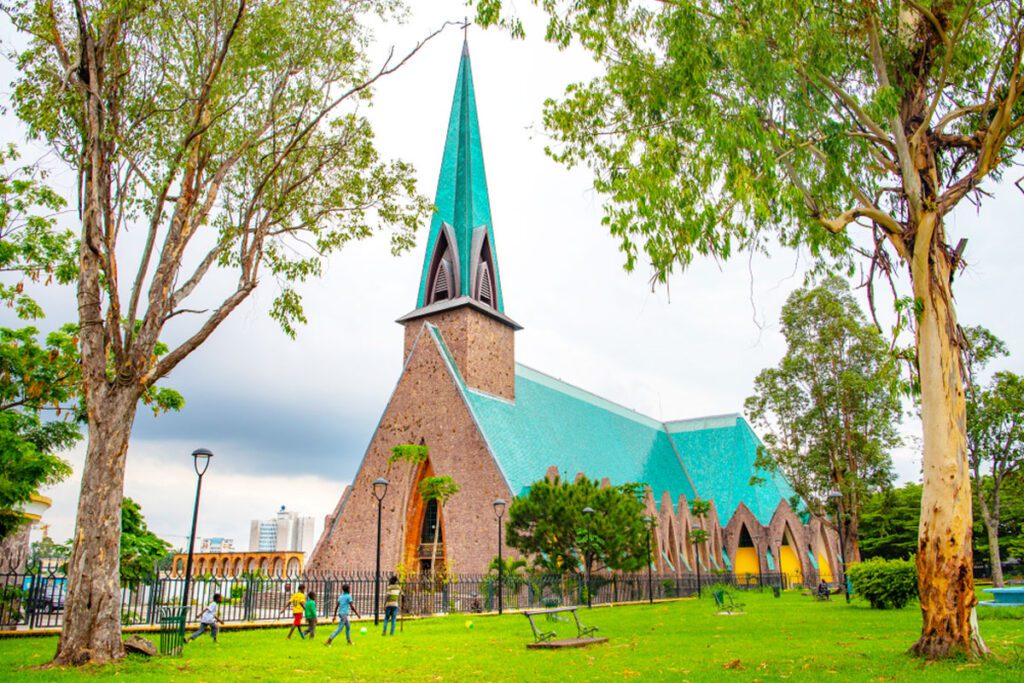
[308,42,840,587]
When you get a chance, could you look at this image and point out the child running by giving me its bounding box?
[382,576,401,636]
[280,583,307,639]
[304,591,318,639]
[324,584,361,646]
[186,593,224,643]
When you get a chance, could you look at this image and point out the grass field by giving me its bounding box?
[1,589,1022,682]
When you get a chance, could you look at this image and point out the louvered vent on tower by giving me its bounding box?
[477,264,493,308]
[432,260,451,301]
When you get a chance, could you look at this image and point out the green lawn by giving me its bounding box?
[2,590,1022,682]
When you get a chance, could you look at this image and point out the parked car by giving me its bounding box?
[22,576,67,613]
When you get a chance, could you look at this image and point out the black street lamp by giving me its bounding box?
[372,477,389,625]
[828,490,851,604]
[644,515,655,605]
[582,507,595,608]
[182,447,213,607]
[493,499,506,615]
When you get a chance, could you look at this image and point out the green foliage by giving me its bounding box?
[0,584,27,623]
[973,472,1024,565]
[119,497,171,583]
[0,145,76,321]
[859,484,921,561]
[505,476,649,574]
[0,327,77,539]
[745,277,901,553]
[418,476,461,506]
[847,557,918,610]
[389,444,429,467]
[476,1,1023,288]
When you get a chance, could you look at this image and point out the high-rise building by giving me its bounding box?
[249,506,314,553]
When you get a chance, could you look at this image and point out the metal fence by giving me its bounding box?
[0,566,810,632]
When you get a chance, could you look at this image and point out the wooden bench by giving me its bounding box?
[521,606,606,649]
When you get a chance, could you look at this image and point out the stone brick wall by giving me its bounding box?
[308,322,514,574]
[401,305,515,400]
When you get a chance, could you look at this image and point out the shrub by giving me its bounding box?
[847,557,918,609]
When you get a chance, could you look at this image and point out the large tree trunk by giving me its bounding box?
[845,513,862,564]
[52,389,139,665]
[910,213,987,659]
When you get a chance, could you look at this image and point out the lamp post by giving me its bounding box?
[644,515,655,605]
[582,507,595,608]
[372,477,389,625]
[182,447,213,608]
[493,499,506,615]
[828,491,851,604]
[693,521,703,599]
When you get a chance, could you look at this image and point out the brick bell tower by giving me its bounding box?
[396,39,520,400]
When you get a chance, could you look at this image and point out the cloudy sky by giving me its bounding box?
[4,3,1022,552]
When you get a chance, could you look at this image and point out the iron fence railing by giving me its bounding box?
[0,566,819,631]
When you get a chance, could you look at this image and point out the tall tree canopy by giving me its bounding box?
[0,148,78,541]
[967,369,1024,587]
[746,276,902,563]
[477,0,1023,658]
[119,497,171,583]
[505,476,649,576]
[859,482,922,561]
[8,0,442,664]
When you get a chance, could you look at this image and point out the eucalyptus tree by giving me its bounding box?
[746,277,902,563]
[8,0,444,664]
[476,0,1023,658]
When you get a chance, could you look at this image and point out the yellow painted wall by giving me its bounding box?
[735,547,759,579]
[780,545,803,583]
[817,554,833,582]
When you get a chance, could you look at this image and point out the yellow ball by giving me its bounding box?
[464,620,473,629]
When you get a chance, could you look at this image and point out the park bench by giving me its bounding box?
[712,590,745,614]
[521,606,607,649]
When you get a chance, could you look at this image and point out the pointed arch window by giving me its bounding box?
[472,230,497,309]
[427,227,459,304]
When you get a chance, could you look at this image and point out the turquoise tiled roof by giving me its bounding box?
[666,415,797,524]
[424,325,792,524]
[464,364,696,504]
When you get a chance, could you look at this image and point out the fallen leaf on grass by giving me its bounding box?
[722,659,743,670]
[616,669,641,677]
[955,664,980,671]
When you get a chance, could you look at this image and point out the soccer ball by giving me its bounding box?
[360,627,367,634]
[464,620,473,629]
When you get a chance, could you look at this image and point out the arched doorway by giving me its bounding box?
[734,524,759,580]
[779,524,804,586]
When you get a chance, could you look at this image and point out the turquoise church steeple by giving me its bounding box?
[414,39,504,313]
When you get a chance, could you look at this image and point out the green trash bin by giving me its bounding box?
[158,606,188,656]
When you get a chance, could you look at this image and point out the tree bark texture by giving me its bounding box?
[910,213,987,659]
[51,389,139,665]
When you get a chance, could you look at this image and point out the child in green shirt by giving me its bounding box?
[304,591,318,639]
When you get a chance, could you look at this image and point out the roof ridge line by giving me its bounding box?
[514,363,665,428]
